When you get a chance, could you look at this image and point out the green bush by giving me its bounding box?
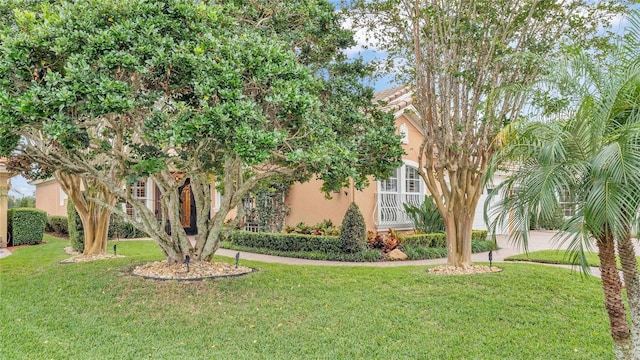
[339,202,367,253]
[7,208,47,246]
[108,213,148,239]
[403,230,488,248]
[471,230,488,241]
[403,195,446,233]
[403,233,447,248]
[67,201,84,253]
[46,216,69,235]
[221,241,381,262]
[530,207,564,230]
[472,239,498,253]
[229,231,343,253]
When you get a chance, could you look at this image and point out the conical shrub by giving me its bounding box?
[339,202,367,253]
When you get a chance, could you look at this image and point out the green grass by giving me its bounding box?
[506,250,602,267]
[1,235,615,359]
[505,249,640,270]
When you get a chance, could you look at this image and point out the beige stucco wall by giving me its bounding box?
[34,179,67,217]
[285,113,425,232]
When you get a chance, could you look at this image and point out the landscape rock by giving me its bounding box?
[387,248,408,261]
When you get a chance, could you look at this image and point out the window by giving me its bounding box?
[378,162,425,228]
[558,188,575,217]
[405,166,421,193]
[126,180,147,217]
[380,169,399,192]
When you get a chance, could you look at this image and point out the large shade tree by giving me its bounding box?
[0,0,403,263]
[345,0,625,268]
[487,18,640,358]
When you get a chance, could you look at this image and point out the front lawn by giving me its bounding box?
[506,249,640,269]
[506,250,602,267]
[0,235,613,359]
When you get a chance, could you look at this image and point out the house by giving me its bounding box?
[32,86,508,235]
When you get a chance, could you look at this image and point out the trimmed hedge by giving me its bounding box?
[403,230,489,248]
[7,208,47,246]
[229,231,343,253]
[221,241,382,262]
[225,230,497,262]
[46,216,69,235]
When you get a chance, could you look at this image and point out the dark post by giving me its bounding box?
[235,252,240,268]
[113,244,117,256]
[185,255,190,273]
[488,250,493,268]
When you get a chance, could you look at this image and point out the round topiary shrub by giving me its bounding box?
[339,202,367,253]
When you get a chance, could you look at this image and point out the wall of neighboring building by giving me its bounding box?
[34,179,67,216]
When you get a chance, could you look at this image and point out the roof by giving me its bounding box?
[372,85,413,113]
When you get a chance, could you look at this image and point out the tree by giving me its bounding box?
[345,0,625,268]
[7,195,35,209]
[0,0,403,264]
[9,151,118,255]
[487,23,640,358]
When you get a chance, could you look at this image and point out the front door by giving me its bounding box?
[178,179,197,235]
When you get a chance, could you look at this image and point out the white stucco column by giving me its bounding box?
[0,158,8,248]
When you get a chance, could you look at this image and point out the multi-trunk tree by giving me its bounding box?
[0,0,403,263]
[346,0,625,268]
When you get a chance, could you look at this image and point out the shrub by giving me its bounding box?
[403,233,446,248]
[403,195,445,234]
[7,208,47,246]
[472,240,498,253]
[530,207,564,230]
[339,202,367,253]
[229,231,342,253]
[471,230,488,242]
[108,213,148,239]
[403,230,488,248]
[283,219,341,236]
[47,216,69,235]
[67,201,84,252]
[367,229,401,253]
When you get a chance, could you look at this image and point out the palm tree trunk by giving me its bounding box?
[617,235,640,358]
[597,236,633,359]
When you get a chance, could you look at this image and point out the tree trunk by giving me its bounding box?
[56,172,116,255]
[443,195,476,268]
[597,236,633,360]
[617,235,640,358]
[79,207,111,255]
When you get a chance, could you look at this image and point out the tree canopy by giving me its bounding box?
[0,0,404,262]
[345,0,626,267]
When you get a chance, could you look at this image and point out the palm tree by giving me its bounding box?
[487,21,640,358]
